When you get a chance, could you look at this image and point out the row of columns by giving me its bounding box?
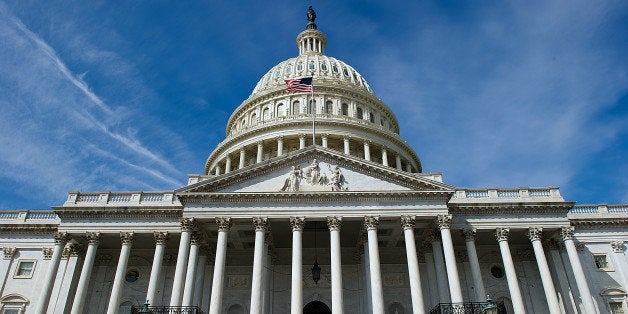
[214,135,414,175]
[39,218,598,314]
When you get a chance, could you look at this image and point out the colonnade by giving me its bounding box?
[36,218,601,313]
[211,134,416,175]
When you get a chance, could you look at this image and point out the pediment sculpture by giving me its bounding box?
[281,159,348,192]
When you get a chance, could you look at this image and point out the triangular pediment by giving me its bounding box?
[176,146,453,195]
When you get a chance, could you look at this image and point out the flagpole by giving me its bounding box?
[311,78,315,146]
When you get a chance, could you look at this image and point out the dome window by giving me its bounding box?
[341,103,348,116]
[356,107,364,119]
[369,112,375,123]
[309,62,316,70]
[292,101,300,115]
[251,113,257,122]
[332,65,339,73]
[285,65,292,74]
[277,103,286,117]
[353,72,358,82]
[274,69,281,78]
[325,101,333,114]
[297,63,303,71]
[321,63,328,71]
[241,119,247,128]
[343,68,349,76]
[263,108,270,120]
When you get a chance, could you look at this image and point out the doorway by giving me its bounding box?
[303,301,331,314]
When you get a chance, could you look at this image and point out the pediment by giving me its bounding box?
[176,146,453,195]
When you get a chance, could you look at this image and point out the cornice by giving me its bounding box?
[188,146,449,194]
[0,224,58,235]
[53,208,182,220]
[569,218,628,227]
[206,121,421,175]
[178,190,452,205]
[448,202,573,215]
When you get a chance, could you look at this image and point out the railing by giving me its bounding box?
[429,301,505,314]
[609,205,628,213]
[452,187,562,202]
[0,211,58,222]
[569,204,628,215]
[66,192,180,206]
[130,306,203,314]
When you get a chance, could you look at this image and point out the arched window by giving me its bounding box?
[251,113,257,123]
[292,101,300,115]
[369,112,375,123]
[341,103,348,116]
[325,101,333,114]
[356,107,364,119]
[309,99,316,114]
[262,108,270,120]
[277,103,286,117]
[241,119,247,128]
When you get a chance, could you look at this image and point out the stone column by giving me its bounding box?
[343,136,350,155]
[362,234,372,314]
[363,141,371,161]
[193,251,208,307]
[610,241,628,288]
[437,215,463,303]
[290,217,304,314]
[364,216,385,313]
[209,218,231,314]
[462,229,486,302]
[170,218,196,306]
[225,156,232,174]
[328,217,344,314]
[71,232,100,314]
[546,240,578,313]
[277,137,284,156]
[495,228,525,313]
[430,231,450,302]
[0,247,16,293]
[239,148,246,169]
[527,227,561,313]
[250,217,268,314]
[215,165,221,176]
[257,141,264,163]
[182,232,201,306]
[321,134,329,148]
[146,232,168,306]
[400,216,425,313]
[395,155,402,170]
[299,134,306,149]
[381,147,388,166]
[405,163,412,173]
[422,242,439,307]
[35,232,69,314]
[106,232,134,314]
[561,226,597,313]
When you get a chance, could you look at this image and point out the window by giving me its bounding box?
[277,103,286,117]
[292,101,300,115]
[343,68,349,76]
[332,65,339,73]
[241,119,246,128]
[594,254,611,270]
[285,65,292,74]
[309,100,316,114]
[491,265,504,278]
[309,62,315,70]
[4,310,19,314]
[356,107,363,119]
[610,302,625,314]
[297,63,303,71]
[325,101,333,114]
[125,269,139,283]
[251,113,257,122]
[321,63,327,71]
[369,112,375,123]
[262,108,270,120]
[14,261,35,278]
[341,103,348,116]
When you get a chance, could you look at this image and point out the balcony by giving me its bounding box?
[429,301,506,314]
[130,305,203,314]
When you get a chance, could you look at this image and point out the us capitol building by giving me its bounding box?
[1,7,626,314]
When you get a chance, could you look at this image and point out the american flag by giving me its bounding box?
[285,77,313,93]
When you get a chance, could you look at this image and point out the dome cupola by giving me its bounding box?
[203,7,422,177]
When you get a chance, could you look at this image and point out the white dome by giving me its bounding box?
[251,54,373,95]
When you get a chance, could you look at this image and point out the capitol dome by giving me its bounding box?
[204,9,422,176]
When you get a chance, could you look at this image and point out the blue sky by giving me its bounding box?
[0,1,626,209]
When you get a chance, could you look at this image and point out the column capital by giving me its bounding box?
[527,227,543,242]
[290,217,305,231]
[3,247,16,260]
[253,217,268,232]
[495,227,510,242]
[42,248,54,259]
[611,240,625,253]
[54,232,70,245]
[363,140,371,145]
[216,217,232,232]
[190,231,202,245]
[257,140,264,146]
[154,232,169,245]
[327,216,342,231]
[63,243,81,259]
[85,232,101,245]
[560,226,575,240]
[400,215,415,230]
[298,134,306,139]
[120,232,134,245]
[277,136,284,141]
[462,228,477,241]
[180,218,197,231]
[436,214,452,230]
[343,135,351,141]
[321,133,328,139]
[240,146,246,152]
[364,216,379,231]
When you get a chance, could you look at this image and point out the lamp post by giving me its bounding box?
[311,221,321,284]
[483,295,498,314]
